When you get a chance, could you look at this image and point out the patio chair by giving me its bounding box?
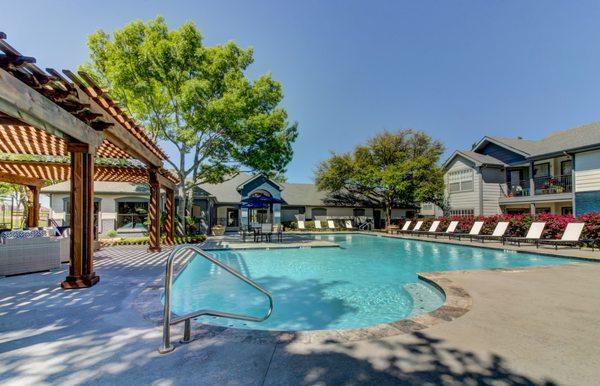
[239,224,254,242]
[470,221,510,243]
[314,220,323,230]
[327,220,336,230]
[345,220,354,230]
[413,220,441,237]
[396,220,412,234]
[448,221,485,240]
[272,224,284,242]
[430,220,459,238]
[400,220,423,235]
[259,223,273,242]
[297,220,306,231]
[503,222,546,247]
[536,222,586,250]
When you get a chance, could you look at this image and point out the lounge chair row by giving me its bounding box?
[297,220,355,231]
[396,220,592,249]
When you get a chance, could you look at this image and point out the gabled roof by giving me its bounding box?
[528,121,600,157]
[235,174,283,191]
[199,173,327,206]
[472,136,538,156]
[456,121,600,166]
[442,150,506,169]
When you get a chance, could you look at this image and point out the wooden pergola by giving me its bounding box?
[0,32,178,288]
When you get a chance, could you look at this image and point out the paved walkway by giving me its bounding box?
[0,244,599,385]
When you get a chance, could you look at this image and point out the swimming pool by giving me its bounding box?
[169,234,577,331]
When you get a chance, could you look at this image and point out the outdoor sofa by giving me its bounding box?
[0,229,61,276]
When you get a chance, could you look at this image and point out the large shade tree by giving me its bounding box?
[315,130,445,227]
[83,16,297,232]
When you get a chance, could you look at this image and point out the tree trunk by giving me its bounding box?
[176,183,186,236]
[384,201,392,230]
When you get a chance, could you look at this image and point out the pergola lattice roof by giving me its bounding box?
[0,160,161,184]
[0,124,132,159]
[0,32,177,187]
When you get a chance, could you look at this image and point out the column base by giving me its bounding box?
[148,246,162,253]
[61,274,100,289]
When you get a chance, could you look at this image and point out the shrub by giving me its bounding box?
[579,212,600,240]
[281,221,296,230]
[106,230,118,238]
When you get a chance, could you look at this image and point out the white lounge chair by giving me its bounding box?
[396,220,412,234]
[414,220,441,237]
[430,220,459,238]
[402,220,423,235]
[314,220,323,230]
[297,220,306,230]
[503,222,546,246]
[345,220,353,230]
[470,221,510,242]
[449,221,484,240]
[536,223,586,249]
[327,220,336,230]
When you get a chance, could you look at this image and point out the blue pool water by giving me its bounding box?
[170,234,577,331]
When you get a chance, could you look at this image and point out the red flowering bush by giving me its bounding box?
[578,212,600,240]
[536,213,577,239]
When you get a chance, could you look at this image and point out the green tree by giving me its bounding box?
[315,130,445,227]
[0,183,27,228]
[83,16,297,232]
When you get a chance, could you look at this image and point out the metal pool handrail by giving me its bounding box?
[158,244,274,354]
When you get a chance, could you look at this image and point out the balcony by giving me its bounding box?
[533,175,572,195]
[507,180,531,197]
[502,174,572,204]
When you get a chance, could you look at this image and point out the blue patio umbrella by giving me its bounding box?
[240,195,285,227]
[240,194,285,208]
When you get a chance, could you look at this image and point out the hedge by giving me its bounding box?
[100,234,207,247]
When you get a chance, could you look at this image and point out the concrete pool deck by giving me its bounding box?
[1,244,599,385]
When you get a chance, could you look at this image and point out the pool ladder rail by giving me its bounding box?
[158,244,274,354]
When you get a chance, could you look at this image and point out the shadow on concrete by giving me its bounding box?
[264,331,559,385]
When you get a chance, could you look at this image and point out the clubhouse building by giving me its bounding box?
[43,173,418,236]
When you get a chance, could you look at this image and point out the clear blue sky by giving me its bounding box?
[3,1,600,183]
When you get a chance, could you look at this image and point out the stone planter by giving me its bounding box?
[212,226,225,236]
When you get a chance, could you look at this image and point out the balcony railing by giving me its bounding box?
[507,180,531,197]
[504,175,572,198]
[533,175,572,195]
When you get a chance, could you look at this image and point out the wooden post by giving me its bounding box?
[62,142,99,289]
[26,185,40,228]
[164,188,175,245]
[148,169,161,252]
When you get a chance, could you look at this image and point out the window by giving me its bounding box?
[447,169,474,193]
[561,207,573,215]
[448,208,474,216]
[533,162,550,177]
[560,160,572,176]
[311,208,327,219]
[535,207,551,214]
[353,208,365,217]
